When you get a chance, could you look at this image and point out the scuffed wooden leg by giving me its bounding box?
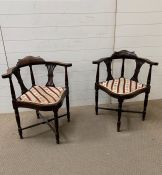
[142,92,149,121]
[95,88,99,115]
[53,109,59,144]
[14,108,23,139]
[66,95,70,122]
[117,99,123,132]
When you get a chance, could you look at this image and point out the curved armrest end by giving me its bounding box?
[2,67,15,79]
[92,57,109,64]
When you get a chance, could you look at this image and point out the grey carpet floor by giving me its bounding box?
[0,100,162,175]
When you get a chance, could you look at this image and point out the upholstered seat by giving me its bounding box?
[2,56,72,144]
[93,50,158,132]
[17,86,65,105]
[99,78,146,95]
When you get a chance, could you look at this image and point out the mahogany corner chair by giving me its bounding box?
[92,50,158,132]
[2,56,72,144]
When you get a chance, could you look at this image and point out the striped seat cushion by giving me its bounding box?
[17,86,65,105]
[100,78,146,95]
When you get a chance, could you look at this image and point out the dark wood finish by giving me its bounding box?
[14,68,28,94]
[98,107,143,114]
[93,50,158,131]
[117,99,123,132]
[53,109,59,144]
[29,65,36,86]
[131,59,144,82]
[14,108,23,139]
[104,59,113,81]
[65,67,70,122]
[121,58,125,78]
[22,113,67,130]
[2,56,72,144]
[46,64,56,87]
[95,64,100,115]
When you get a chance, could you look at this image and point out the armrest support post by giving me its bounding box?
[96,63,100,84]
[9,76,16,101]
[65,67,69,91]
[147,65,152,87]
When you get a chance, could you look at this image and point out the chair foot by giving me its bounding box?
[54,109,60,144]
[117,99,123,132]
[56,136,60,144]
[142,112,146,121]
[117,122,121,132]
[18,129,23,139]
[95,88,99,115]
[95,107,98,115]
[142,92,149,121]
[67,112,70,122]
[66,94,70,122]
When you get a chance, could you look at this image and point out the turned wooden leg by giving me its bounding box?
[117,99,123,132]
[36,110,40,119]
[95,88,99,115]
[142,92,149,121]
[14,108,23,139]
[66,94,70,122]
[53,109,59,144]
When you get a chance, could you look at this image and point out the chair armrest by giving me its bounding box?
[147,60,158,66]
[2,67,15,79]
[46,61,72,67]
[92,57,110,64]
[139,57,158,66]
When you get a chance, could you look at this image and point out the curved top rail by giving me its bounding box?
[16,56,45,67]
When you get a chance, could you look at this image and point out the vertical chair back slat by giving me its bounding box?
[29,65,36,86]
[104,59,113,81]
[14,68,28,94]
[121,58,125,78]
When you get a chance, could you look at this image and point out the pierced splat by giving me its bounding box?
[14,68,28,94]
[46,64,56,87]
[131,60,144,82]
[104,59,113,81]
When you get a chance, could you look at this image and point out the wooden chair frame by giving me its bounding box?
[2,56,72,144]
[92,50,158,132]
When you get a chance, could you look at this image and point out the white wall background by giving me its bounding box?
[0,0,162,113]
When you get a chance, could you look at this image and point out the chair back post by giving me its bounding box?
[29,65,35,86]
[147,65,152,88]
[65,66,69,91]
[8,76,17,109]
[96,63,100,84]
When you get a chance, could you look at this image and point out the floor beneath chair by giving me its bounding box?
[0,100,162,175]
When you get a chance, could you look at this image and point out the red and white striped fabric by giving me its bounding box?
[100,78,145,95]
[17,86,65,105]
